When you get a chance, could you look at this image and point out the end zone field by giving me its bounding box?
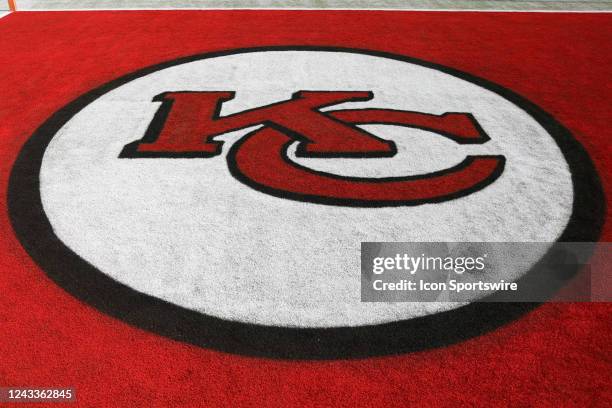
[0,1,610,407]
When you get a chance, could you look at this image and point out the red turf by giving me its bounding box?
[0,10,610,407]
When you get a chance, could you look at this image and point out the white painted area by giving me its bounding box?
[0,12,10,17]
[13,8,612,13]
[40,50,573,327]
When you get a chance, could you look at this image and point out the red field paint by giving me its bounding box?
[0,10,610,407]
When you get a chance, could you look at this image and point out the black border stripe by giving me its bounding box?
[7,46,605,360]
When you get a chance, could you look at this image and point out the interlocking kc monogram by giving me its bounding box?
[121,91,505,206]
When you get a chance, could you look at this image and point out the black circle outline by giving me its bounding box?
[7,46,605,360]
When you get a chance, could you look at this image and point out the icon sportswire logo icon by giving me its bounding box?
[120,90,504,206]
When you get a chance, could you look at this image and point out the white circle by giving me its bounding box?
[39,51,573,327]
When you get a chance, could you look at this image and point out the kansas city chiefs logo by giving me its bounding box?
[9,47,602,359]
[120,90,503,206]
